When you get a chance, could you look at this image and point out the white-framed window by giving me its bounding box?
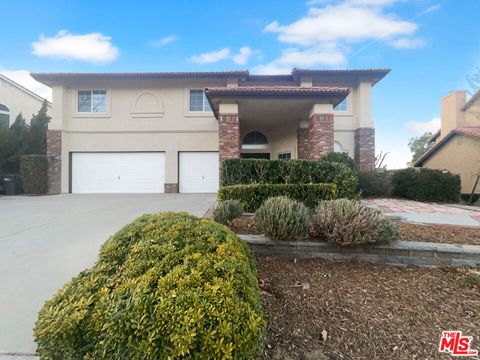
[278,152,291,160]
[189,89,211,112]
[334,141,345,153]
[78,90,107,113]
[334,97,348,112]
[0,104,10,127]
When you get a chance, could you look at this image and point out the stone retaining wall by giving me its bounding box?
[239,235,480,268]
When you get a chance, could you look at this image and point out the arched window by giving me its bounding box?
[242,131,268,150]
[334,141,344,153]
[0,104,9,128]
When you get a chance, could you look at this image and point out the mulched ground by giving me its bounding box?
[229,217,480,246]
[256,256,480,360]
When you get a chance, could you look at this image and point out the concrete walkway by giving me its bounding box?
[0,193,215,358]
[364,198,480,227]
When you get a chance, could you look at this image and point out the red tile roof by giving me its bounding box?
[415,126,480,166]
[204,86,350,97]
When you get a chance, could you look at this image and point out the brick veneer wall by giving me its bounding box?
[219,114,240,162]
[308,114,334,160]
[297,128,309,159]
[46,130,62,194]
[164,183,178,193]
[355,127,375,171]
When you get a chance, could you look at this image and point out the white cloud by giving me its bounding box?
[189,48,231,64]
[233,46,253,65]
[149,35,177,47]
[405,117,440,134]
[388,37,425,49]
[32,30,118,64]
[0,69,52,101]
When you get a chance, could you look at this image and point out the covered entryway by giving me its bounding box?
[179,152,219,193]
[71,152,165,193]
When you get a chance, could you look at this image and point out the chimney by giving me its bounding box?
[440,90,466,140]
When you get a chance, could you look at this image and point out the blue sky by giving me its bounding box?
[0,0,479,168]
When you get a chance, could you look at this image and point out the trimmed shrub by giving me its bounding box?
[310,199,399,247]
[213,200,243,224]
[221,158,359,199]
[254,196,310,240]
[321,152,357,171]
[218,183,337,212]
[19,154,48,194]
[34,212,265,360]
[359,171,393,198]
[392,168,461,202]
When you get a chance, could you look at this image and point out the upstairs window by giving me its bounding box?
[0,104,9,127]
[189,90,211,112]
[78,90,107,113]
[334,97,348,112]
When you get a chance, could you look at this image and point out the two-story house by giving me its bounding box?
[31,68,389,194]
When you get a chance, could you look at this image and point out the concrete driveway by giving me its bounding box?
[0,193,215,357]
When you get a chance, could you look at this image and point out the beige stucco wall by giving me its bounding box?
[0,77,48,125]
[52,76,372,192]
[422,135,480,193]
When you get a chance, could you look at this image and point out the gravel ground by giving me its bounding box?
[256,256,480,360]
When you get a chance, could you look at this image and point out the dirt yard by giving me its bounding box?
[256,256,480,360]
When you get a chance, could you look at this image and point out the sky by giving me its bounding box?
[0,0,479,168]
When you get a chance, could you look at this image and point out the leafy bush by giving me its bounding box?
[213,200,243,224]
[321,152,357,171]
[310,199,399,247]
[254,196,310,240]
[221,158,359,199]
[392,168,461,202]
[19,154,48,194]
[359,171,393,198]
[34,212,265,360]
[218,183,337,212]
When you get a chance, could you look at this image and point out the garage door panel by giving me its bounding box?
[72,152,165,193]
[179,152,219,193]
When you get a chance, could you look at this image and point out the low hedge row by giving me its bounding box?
[19,154,48,194]
[359,170,393,198]
[221,158,359,199]
[218,183,337,212]
[392,168,461,202]
[34,212,265,359]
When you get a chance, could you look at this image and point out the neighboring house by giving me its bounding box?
[0,74,50,127]
[31,68,389,194]
[415,89,480,194]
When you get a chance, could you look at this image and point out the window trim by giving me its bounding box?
[188,89,212,113]
[74,89,110,118]
[277,152,292,160]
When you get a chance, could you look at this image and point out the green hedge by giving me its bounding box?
[19,154,48,194]
[392,168,461,202]
[218,183,337,212]
[34,212,265,359]
[221,158,359,199]
[359,171,393,198]
[321,152,357,171]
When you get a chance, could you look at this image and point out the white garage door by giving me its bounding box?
[179,152,219,193]
[72,152,165,193]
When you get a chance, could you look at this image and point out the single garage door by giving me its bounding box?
[71,152,165,193]
[179,152,219,193]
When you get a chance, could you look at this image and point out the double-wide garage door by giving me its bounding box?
[71,152,165,193]
[71,151,219,193]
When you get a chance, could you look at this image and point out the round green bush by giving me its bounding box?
[213,200,243,224]
[310,199,399,247]
[34,212,265,360]
[321,152,358,171]
[254,196,310,240]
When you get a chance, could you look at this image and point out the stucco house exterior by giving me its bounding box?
[31,68,389,194]
[0,74,50,127]
[415,89,480,194]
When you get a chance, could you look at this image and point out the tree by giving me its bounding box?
[28,100,51,154]
[7,113,30,172]
[408,132,433,166]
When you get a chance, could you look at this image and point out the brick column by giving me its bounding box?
[46,130,62,194]
[355,127,375,171]
[308,114,334,160]
[219,114,240,162]
[297,128,309,159]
